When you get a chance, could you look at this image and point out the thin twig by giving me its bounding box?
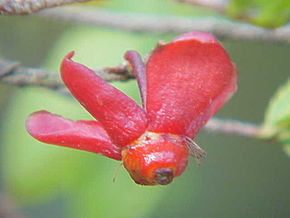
[175,0,228,13]
[205,118,260,138]
[0,56,262,139]
[0,57,133,94]
[0,0,91,15]
[37,7,290,44]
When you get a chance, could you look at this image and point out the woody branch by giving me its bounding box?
[175,0,227,13]
[0,56,261,139]
[0,0,91,14]
[37,7,290,44]
[1,1,290,43]
[0,57,133,93]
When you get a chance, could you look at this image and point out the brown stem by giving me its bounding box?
[37,7,290,44]
[205,118,260,138]
[0,57,133,95]
[0,0,91,15]
[0,57,262,139]
[175,0,228,13]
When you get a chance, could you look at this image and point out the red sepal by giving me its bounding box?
[146,32,237,138]
[61,52,148,146]
[26,111,122,160]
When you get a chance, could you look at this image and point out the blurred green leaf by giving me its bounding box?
[262,78,290,132]
[254,0,290,27]
[228,0,290,27]
[260,78,290,155]
[228,0,253,15]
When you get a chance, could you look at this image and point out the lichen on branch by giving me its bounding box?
[0,0,91,14]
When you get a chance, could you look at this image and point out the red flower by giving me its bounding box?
[26,32,237,185]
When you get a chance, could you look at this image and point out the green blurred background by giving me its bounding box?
[0,0,289,217]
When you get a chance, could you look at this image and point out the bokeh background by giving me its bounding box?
[0,0,290,217]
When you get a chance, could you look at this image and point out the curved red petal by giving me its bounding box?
[26,110,122,160]
[61,52,148,146]
[146,31,237,138]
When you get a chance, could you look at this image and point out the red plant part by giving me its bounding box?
[26,31,237,186]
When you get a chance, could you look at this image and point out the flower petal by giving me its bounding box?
[61,52,148,146]
[26,110,122,160]
[146,31,237,138]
